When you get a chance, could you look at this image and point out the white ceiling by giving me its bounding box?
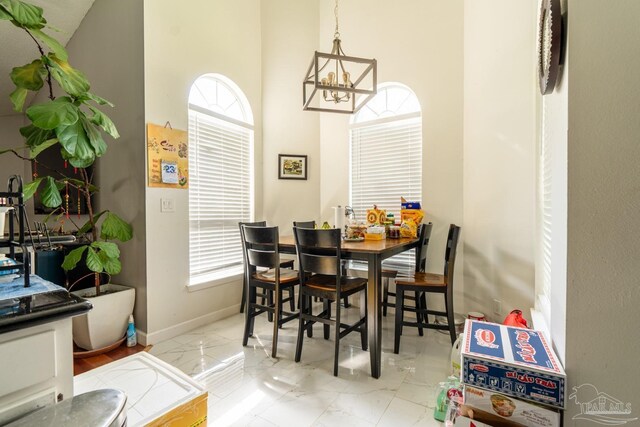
[0,0,95,116]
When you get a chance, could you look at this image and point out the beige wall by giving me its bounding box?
[462,0,537,321]
[65,0,147,330]
[318,0,465,299]
[143,0,266,341]
[261,0,320,231]
[562,0,640,421]
[0,115,29,198]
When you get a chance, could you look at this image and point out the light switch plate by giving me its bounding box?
[161,198,175,213]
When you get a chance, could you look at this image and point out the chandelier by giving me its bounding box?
[303,0,377,114]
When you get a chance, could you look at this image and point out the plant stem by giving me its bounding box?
[23,28,55,100]
[80,168,97,243]
[7,149,83,191]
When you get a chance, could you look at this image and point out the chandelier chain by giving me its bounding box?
[334,0,340,39]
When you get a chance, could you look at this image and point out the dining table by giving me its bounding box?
[278,234,419,379]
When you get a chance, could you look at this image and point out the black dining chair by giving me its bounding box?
[382,222,433,319]
[394,224,461,352]
[293,220,351,309]
[240,225,299,358]
[239,221,295,315]
[293,227,368,376]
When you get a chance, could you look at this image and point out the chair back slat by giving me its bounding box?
[415,222,433,273]
[293,220,316,229]
[299,253,340,276]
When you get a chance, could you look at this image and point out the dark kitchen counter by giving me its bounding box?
[0,275,92,334]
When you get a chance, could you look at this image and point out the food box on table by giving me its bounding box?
[461,385,561,427]
[461,320,565,409]
[453,416,493,427]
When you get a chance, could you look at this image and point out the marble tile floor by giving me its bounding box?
[149,305,452,426]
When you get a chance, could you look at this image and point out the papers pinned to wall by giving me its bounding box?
[147,123,189,188]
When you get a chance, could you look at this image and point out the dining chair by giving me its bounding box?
[394,224,461,352]
[240,225,299,358]
[293,220,352,309]
[382,222,433,317]
[239,221,295,315]
[293,227,368,376]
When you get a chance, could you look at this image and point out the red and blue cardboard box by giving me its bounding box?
[461,320,566,409]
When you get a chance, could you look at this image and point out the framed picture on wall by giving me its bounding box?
[278,154,307,180]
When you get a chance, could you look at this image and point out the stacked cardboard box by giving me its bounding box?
[458,320,564,427]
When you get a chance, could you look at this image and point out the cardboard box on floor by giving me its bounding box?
[74,352,207,427]
[461,319,565,409]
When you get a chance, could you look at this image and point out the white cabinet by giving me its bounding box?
[0,318,73,425]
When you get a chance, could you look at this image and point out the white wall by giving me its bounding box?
[64,0,147,330]
[143,0,265,341]
[562,0,640,421]
[318,0,464,290]
[261,1,320,231]
[462,0,537,321]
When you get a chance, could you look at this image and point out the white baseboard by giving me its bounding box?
[140,304,241,346]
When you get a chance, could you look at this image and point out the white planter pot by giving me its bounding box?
[71,284,135,351]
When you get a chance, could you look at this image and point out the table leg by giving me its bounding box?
[367,253,382,378]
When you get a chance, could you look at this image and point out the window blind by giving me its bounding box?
[350,116,422,268]
[189,110,252,283]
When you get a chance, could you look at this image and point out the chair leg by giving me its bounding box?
[394,287,403,354]
[272,284,280,358]
[360,290,368,351]
[416,291,424,337]
[421,293,429,324]
[333,296,342,377]
[295,290,306,362]
[267,290,274,322]
[383,278,389,317]
[243,285,256,346]
[343,296,350,308]
[306,295,313,338]
[445,294,456,345]
[323,299,331,340]
[288,287,295,311]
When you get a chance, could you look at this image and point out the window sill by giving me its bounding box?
[186,269,243,292]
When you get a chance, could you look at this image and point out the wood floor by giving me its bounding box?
[73,343,149,376]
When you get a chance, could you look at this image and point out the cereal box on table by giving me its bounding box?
[461,320,565,409]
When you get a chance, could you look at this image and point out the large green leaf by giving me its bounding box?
[55,118,85,157]
[0,0,45,28]
[27,98,78,130]
[10,59,44,90]
[31,28,67,61]
[29,138,58,157]
[77,210,106,235]
[9,86,27,112]
[100,254,121,275]
[62,245,87,271]
[81,116,107,157]
[80,92,114,107]
[41,176,62,207]
[92,241,120,259]
[89,106,119,139]
[22,177,43,200]
[47,54,89,97]
[20,124,54,148]
[100,212,133,242]
[85,247,104,273]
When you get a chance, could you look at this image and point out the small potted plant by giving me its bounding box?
[1,0,134,350]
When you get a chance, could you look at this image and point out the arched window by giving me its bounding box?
[188,74,254,285]
[350,83,422,267]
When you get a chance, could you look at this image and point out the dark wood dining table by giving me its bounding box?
[278,234,419,378]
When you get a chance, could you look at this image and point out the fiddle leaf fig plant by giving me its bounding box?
[0,0,132,295]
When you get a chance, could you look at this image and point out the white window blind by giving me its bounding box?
[350,86,422,269]
[188,109,252,284]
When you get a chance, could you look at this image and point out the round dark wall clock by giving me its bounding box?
[537,0,562,95]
